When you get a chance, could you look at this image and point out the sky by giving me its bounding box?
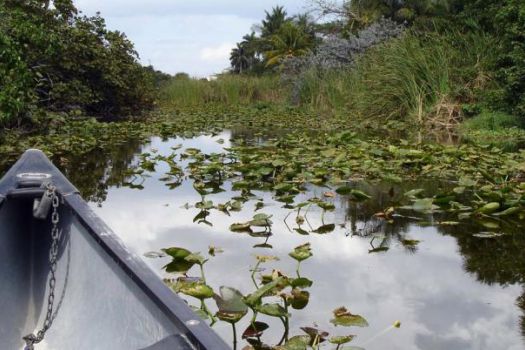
[74,0,309,77]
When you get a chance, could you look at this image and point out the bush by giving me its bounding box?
[0,0,156,127]
[457,0,525,118]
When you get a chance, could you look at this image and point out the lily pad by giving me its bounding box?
[330,307,369,328]
[289,243,313,262]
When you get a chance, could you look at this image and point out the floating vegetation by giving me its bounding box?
[3,105,525,347]
[153,243,376,350]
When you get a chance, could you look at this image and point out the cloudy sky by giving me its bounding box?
[74,0,309,77]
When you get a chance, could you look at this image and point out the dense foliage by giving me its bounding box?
[224,0,525,131]
[0,0,158,127]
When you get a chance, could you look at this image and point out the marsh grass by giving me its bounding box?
[295,30,497,125]
[160,75,285,108]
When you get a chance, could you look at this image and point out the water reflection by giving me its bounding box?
[3,131,523,349]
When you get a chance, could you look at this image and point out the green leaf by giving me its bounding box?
[242,321,269,339]
[255,303,289,317]
[174,279,214,300]
[184,253,208,265]
[329,335,356,345]
[335,186,353,195]
[330,307,369,327]
[290,289,310,310]
[313,224,335,234]
[291,277,313,288]
[230,222,252,233]
[350,189,371,201]
[280,335,310,350]
[477,202,500,214]
[244,277,287,306]
[162,247,195,273]
[289,243,313,262]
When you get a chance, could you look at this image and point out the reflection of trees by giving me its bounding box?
[56,138,145,205]
[341,180,445,251]
[438,223,525,338]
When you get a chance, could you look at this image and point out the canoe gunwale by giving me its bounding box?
[0,149,230,350]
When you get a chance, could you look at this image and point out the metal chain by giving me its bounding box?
[23,184,62,350]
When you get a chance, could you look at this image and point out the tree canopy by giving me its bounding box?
[0,0,159,127]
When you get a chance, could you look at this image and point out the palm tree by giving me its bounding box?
[261,6,289,38]
[265,22,312,67]
[229,43,251,74]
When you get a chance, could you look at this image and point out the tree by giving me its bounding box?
[230,43,252,74]
[0,0,156,126]
[265,22,313,67]
[261,6,290,38]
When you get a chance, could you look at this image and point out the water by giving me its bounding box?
[11,131,525,349]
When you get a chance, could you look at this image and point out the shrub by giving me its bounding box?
[0,0,156,127]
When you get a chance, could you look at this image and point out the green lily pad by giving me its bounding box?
[173,279,214,300]
[330,307,369,327]
[329,335,356,345]
[289,243,313,262]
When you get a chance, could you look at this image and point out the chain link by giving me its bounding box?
[23,184,62,350]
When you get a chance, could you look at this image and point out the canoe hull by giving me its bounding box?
[0,150,229,350]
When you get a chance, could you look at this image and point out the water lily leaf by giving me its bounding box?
[404,189,424,198]
[193,210,209,223]
[300,326,329,343]
[453,186,466,194]
[255,303,289,317]
[350,190,371,201]
[401,239,420,247]
[289,243,313,262]
[329,335,355,345]
[438,221,460,226]
[459,176,477,187]
[402,198,438,212]
[213,286,247,323]
[479,219,500,229]
[189,305,209,320]
[294,228,310,235]
[242,321,269,339]
[230,222,252,233]
[162,247,195,273]
[331,307,369,327]
[477,202,500,214]
[174,279,214,300]
[336,186,353,195]
[492,207,520,217]
[473,232,504,238]
[291,277,313,288]
[317,201,336,211]
[184,253,208,265]
[280,335,310,350]
[244,277,287,306]
[313,224,335,234]
[290,289,310,310]
[368,247,389,254]
[253,213,271,220]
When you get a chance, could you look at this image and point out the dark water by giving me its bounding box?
[10,131,525,350]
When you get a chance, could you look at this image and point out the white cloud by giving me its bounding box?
[200,43,234,62]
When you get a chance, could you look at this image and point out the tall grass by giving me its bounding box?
[296,30,497,124]
[159,75,285,108]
